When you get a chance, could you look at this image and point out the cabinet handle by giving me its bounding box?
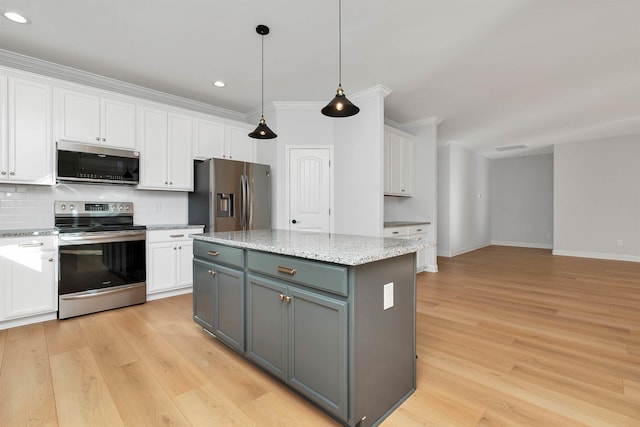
[279,293,285,301]
[10,171,15,175]
[1,171,6,175]
[277,266,296,275]
[208,270,216,276]
[392,231,399,235]
[19,242,44,247]
[416,229,422,232]
[48,258,54,262]
[207,250,220,257]
[170,234,184,238]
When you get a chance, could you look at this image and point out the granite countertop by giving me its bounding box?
[384,221,431,227]
[143,224,205,231]
[0,228,59,238]
[190,229,430,266]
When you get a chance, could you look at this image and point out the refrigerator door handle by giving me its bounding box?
[240,175,246,229]
[245,174,252,229]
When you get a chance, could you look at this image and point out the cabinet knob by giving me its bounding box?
[165,181,168,185]
[102,138,106,142]
[279,293,285,301]
[169,182,173,185]
[48,258,54,262]
[1,171,6,175]
[291,219,297,224]
[178,246,182,250]
[9,172,15,175]
[173,246,177,250]
[96,137,100,141]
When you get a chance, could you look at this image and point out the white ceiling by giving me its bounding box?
[1,0,639,159]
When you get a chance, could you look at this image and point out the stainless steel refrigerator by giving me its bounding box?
[188,158,271,232]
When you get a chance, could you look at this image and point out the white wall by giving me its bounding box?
[437,142,491,257]
[0,183,187,229]
[491,153,553,248]
[264,87,388,237]
[554,135,640,261]
[437,145,451,255]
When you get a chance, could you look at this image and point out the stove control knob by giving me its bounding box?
[119,205,124,211]
[69,204,75,211]
[60,204,66,211]
[112,205,117,211]
[125,205,130,211]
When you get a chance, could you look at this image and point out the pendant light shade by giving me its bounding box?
[249,25,277,139]
[322,0,359,118]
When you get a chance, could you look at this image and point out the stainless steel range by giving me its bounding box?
[55,201,146,319]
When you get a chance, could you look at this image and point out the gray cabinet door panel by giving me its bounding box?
[193,258,215,331]
[215,263,245,352]
[288,286,348,420]
[246,274,287,380]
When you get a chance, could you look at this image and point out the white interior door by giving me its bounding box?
[288,147,332,233]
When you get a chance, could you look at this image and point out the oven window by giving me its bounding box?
[59,240,146,295]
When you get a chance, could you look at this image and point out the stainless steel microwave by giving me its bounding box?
[56,141,140,185]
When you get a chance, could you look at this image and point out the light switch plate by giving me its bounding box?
[383,282,394,310]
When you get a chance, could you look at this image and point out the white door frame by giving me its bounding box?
[285,145,335,233]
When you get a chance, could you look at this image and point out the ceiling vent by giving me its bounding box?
[495,144,527,151]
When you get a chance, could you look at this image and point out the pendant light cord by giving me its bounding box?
[338,0,342,87]
[261,33,265,117]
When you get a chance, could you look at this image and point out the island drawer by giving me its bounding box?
[193,240,244,268]
[147,228,202,243]
[247,251,348,297]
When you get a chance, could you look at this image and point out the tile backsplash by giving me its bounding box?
[0,183,188,230]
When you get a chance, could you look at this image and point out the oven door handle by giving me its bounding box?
[59,284,143,300]
[59,230,146,245]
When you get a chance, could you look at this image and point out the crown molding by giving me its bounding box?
[352,84,392,100]
[397,116,445,130]
[0,49,248,122]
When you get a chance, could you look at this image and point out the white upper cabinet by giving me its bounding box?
[55,88,136,150]
[384,126,414,197]
[0,75,54,185]
[193,117,225,159]
[138,105,193,191]
[193,117,256,163]
[226,123,256,162]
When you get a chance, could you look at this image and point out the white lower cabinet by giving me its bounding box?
[0,235,58,327]
[146,228,203,300]
[384,223,435,272]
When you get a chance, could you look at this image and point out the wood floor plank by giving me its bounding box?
[0,324,58,427]
[49,346,123,427]
[173,382,257,426]
[109,308,207,397]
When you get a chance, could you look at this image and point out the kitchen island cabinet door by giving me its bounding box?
[213,263,244,351]
[246,274,287,380]
[288,286,348,421]
[193,258,215,331]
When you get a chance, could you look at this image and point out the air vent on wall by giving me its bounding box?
[495,144,527,151]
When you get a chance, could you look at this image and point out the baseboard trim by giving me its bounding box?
[491,240,553,249]
[552,250,640,263]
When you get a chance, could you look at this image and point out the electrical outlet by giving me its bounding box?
[617,240,623,246]
[383,282,394,310]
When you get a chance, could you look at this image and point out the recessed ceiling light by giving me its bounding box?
[3,11,31,24]
[212,81,226,88]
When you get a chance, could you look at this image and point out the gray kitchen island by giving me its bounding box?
[190,229,425,427]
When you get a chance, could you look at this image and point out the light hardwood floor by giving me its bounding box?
[1,246,639,426]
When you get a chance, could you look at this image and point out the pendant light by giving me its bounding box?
[249,24,277,139]
[321,0,359,117]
